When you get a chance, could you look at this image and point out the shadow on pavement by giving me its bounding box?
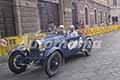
[1,54,89,80]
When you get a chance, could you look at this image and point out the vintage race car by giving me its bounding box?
[8,32,93,77]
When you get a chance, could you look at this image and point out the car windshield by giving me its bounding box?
[45,33,60,38]
[45,27,66,36]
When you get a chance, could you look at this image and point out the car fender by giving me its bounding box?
[8,45,28,57]
[85,36,93,41]
[82,36,93,50]
[45,47,65,59]
[87,36,93,46]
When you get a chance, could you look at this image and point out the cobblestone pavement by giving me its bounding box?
[0,31,120,80]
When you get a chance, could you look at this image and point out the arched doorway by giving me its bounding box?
[38,1,60,32]
[85,7,89,25]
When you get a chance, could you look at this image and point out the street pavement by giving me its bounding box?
[0,30,120,80]
[0,56,8,63]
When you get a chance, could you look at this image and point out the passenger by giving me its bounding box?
[67,25,79,38]
[57,25,66,35]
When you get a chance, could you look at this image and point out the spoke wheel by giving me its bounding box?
[8,51,27,74]
[85,39,93,56]
[45,51,62,77]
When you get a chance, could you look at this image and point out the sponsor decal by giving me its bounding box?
[68,40,78,50]
[78,37,83,48]
[0,39,8,47]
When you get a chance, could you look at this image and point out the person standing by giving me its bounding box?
[47,21,57,33]
[80,20,85,29]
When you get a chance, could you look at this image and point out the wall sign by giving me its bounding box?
[42,0,59,3]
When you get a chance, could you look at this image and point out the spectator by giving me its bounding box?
[75,22,80,30]
[47,21,57,33]
[80,20,85,29]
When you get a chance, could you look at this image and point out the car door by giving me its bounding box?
[64,36,80,57]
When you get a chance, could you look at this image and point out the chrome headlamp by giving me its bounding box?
[31,40,43,49]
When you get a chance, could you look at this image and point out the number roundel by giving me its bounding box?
[68,40,78,50]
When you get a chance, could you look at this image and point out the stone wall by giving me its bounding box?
[0,0,16,37]
[14,0,40,35]
[63,0,72,27]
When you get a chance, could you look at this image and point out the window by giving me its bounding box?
[94,10,97,24]
[107,0,110,5]
[100,11,103,24]
[85,7,89,25]
[72,2,78,28]
[105,12,108,24]
[112,16,118,24]
[113,0,117,6]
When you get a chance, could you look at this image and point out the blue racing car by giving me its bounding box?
[8,29,93,77]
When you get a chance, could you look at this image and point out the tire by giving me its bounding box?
[85,39,93,56]
[8,51,27,74]
[45,51,62,77]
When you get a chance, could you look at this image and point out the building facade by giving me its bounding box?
[76,0,110,27]
[0,0,110,37]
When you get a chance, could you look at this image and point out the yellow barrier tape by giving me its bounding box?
[0,25,120,56]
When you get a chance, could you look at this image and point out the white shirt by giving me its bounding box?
[67,31,79,38]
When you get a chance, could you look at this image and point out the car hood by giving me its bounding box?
[41,34,64,41]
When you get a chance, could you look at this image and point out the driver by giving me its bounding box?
[57,25,66,35]
[67,25,79,38]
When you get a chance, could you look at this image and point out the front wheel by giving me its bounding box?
[8,51,27,74]
[45,51,63,77]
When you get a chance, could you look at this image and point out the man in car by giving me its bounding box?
[57,25,66,35]
[67,25,79,38]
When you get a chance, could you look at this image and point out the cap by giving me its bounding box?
[69,25,75,29]
[59,25,65,29]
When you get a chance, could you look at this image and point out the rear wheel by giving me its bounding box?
[85,39,93,56]
[8,51,27,74]
[45,51,63,77]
